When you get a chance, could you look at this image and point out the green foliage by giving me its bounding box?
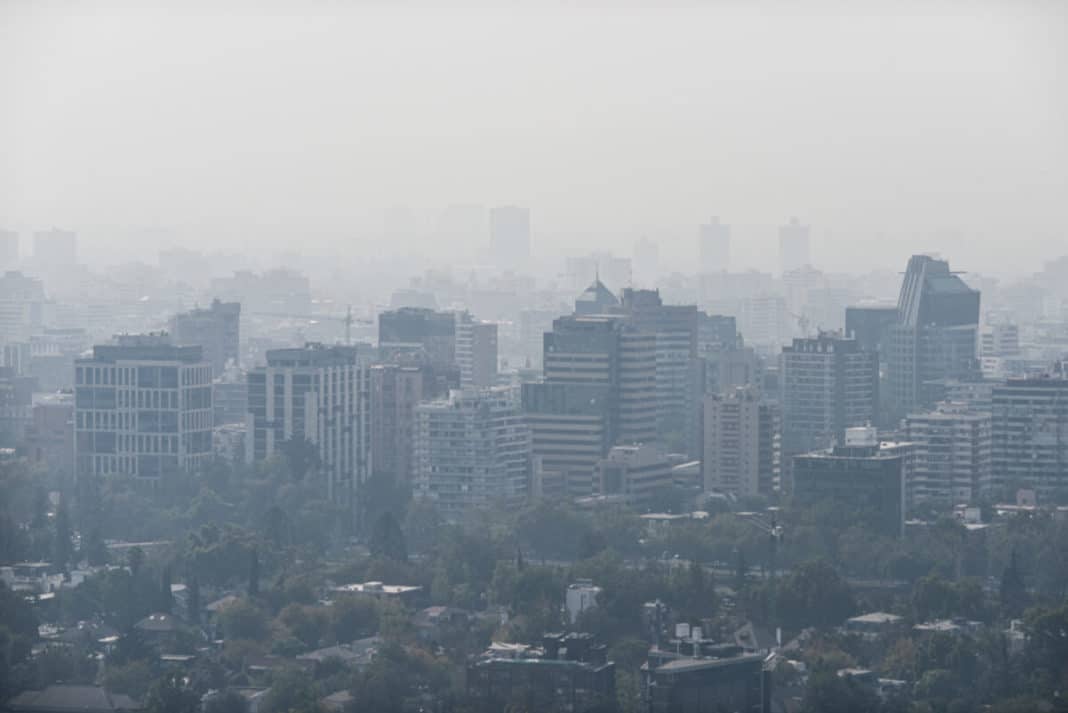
[144,671,199,713]
[101,660,157,701]
[262,667,323,713]
[773,559,857,630]
[219,599,270,642]
[369,511,408,563]
[802,669,881,713]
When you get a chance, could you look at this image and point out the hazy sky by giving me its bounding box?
[2,0,1065,275]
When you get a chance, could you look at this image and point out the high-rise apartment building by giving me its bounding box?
[886,255,980,421]
[904,402,992,507]
[698,217,731,274]
[74,334,213,482]
[703,386,781,496]
[246,344,370,519]
[781,333,877,459]
[456,312,498,389]
[169,299,241,375]
[369,363,423,485]
[413,387,530,518]
[489,205,531,266]
[793,427,911,537]
[991,374,1068,501]
[778,217,810,274]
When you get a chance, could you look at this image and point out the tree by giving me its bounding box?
[187,575,201,625]
[776,560,856,630]
[144,671,199,713]
[331,596,378,643]
[248,548,260,598]
[279,437,320,482]
[159,566,174,614]
[53,503,73,570]
[999,549,1028,619]
[803,669,881,713]
[219,599,270,641]
[369,511,408,563]
[127,546,146,579]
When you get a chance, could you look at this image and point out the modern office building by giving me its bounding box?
[697,313,739,354]
[595,443,673,508]
[778,217,811,274]
[845,305,898,355]
[246,343,370,519]
[703,386,781,497]
[378,307,457,369]
[523,381,612,499]
[455,312,498,389]
[991,374,1068,501]
[792,427,911,537]
[413,387,530,517]
[369,364,424,485]
[904,402,992,507]
[980,323,1020,358]
[489,205,531,266]
[781,333,877,459]
[574,278,621,316]
[619,288,699,454]
[544,315,657,445]
[0,368,34,448]
[885,255,980,421]
[169,299,241,374]
[74,334,213,482]
[698,217,731,274]
[738,295,789,350]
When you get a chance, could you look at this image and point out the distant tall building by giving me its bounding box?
[566,254,632,295]
[905,402,992,507]
[991,374,1068,501]
[778,217,810,274]
[739,295,789,349]
[793,427,911,537]
[980,323,1020,358]
[456,312,498,389]
[633,236,660,287]
[209,269,311,315]
[369,364,424,486]
[698,217,731,273]
[0,271,46,345]
[489,205,531,266]
[619,288,699,454]
[0,230,18,267]
[74,334,213,482]
[413,387,530,518]
[33,228,77,267]
[703,386,781,496]
[169,299,241,375]
[247,344,370,521]
[781,333,878,459]
[886,255,980,420]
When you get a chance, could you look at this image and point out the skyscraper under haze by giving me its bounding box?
[885,255,980,421]
[489,205,531,266]
[698,217,731,274]
[778,217,810,274]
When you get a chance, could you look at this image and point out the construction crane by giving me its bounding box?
[248,305,371,345]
